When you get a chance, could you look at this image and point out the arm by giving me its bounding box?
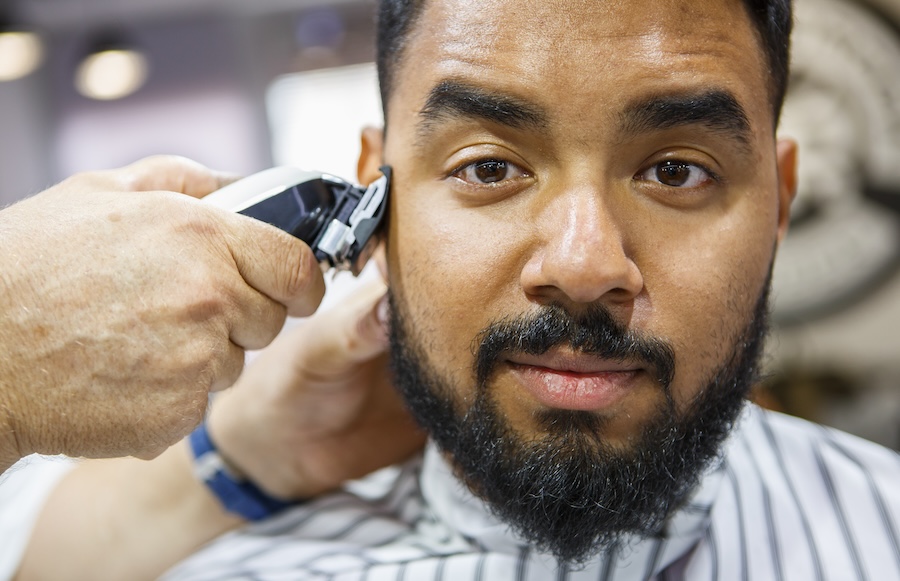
[15,276,424,580]
[14,445,241,580]
[0,456,74,580]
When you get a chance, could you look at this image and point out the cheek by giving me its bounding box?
[387,193,525,379]
[637,194,777,402]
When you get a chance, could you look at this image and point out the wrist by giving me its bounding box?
[188,422,304,521]
[206,395,325,500]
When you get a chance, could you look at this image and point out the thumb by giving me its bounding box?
[342,278,391,363]
[222,211,327,317]
[117,155,239,198]
[288,277,390,375]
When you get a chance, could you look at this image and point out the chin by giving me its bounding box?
[387,280,770,563]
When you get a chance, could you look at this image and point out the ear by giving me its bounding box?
[358,126,389,281]
[358,126,385,185]
[775,138,798,244]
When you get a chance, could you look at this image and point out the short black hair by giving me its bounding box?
[375,0,793,126]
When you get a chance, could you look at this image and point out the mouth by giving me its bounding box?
[505,349,643,412]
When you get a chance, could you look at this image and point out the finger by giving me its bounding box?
[223,212,326,318]
[116,155,239,198]
[345,280,390,362]
[210,340,247,392]
[285,277,390,374]
[227,287,288,351]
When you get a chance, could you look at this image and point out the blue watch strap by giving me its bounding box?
[188,423,298,521]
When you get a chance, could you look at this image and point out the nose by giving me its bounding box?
[520,185,643,306]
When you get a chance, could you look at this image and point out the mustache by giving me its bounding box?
[474,303,676,389]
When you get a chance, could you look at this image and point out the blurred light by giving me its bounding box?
[0,30,43,81]
[75,47,148,100]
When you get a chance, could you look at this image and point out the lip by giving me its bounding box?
[505,350,642,411]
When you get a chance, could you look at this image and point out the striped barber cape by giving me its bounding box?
[162,405,900,581]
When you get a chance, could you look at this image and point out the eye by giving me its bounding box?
[453,159,528,185]
[636,160,714,188]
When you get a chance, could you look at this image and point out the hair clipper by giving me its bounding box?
[203,166,391,275]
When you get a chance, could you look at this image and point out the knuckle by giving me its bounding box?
[57,168,115,192]
[212,348,246,392]
[175,255,235,319]
[182,285,231,323]
[280,241,317,299]
[171,198,218,232]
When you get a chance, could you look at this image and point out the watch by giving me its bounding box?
[188,423,300,521]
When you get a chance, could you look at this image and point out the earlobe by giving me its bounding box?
[775,138,798,243]
[358,126,386,185]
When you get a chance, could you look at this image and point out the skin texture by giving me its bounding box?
[0,155,327,470]
[358,0,797,452]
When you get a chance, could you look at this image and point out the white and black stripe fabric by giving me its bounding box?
[162,405,900,581]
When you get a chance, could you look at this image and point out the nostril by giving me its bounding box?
[519,248,644,307]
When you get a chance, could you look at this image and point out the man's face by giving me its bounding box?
[361,0,796,562]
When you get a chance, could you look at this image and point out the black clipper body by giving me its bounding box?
[204,166,391,275]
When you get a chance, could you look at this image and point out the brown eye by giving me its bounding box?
[657,162,692,186]
[454,159,527,185]
[474,160,509,183]
[637,160,713,188]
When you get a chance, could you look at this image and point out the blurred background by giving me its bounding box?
[0,0,898,449]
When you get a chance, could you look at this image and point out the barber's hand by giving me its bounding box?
[0,155,325,467]
[206,276,425,500]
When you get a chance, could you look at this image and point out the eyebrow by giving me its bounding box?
[417,80,549,140]
[416,82,754,152]
[620,90,754,150]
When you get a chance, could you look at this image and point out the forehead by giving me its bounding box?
[386,0,772,137]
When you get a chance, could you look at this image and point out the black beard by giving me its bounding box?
[387,284,770,565]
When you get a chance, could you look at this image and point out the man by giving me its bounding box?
[7,0,900,578]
